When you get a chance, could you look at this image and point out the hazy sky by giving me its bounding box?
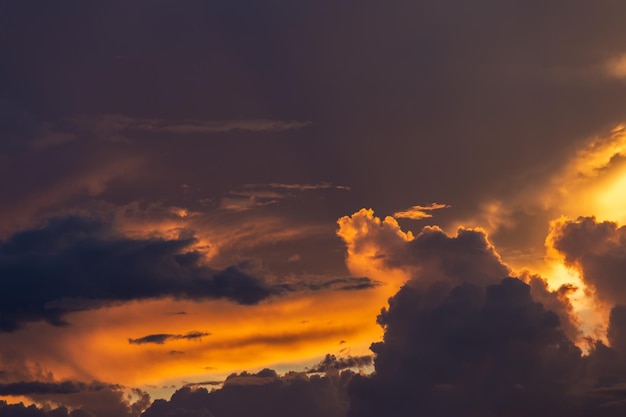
[3,1,626,416]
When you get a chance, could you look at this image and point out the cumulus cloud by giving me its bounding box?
[128,332,210,345]
[547,216,626,306]
[0,401,76,417]
[142,369,352,417]
[0,216,282,331]
[337,208,626,416]
[348,277,586,417]
[337,208,509,290]
[0,379,150,417]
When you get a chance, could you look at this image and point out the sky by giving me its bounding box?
[3,1,626,416]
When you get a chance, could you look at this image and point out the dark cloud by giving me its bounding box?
[348,278,585,417]
[300,277,380,292]
[403,227,511,288]
[523,272,581,341]
[182,381,222,388]
[142,369,352,417]
[0,383,150,417]
[608,306,626,353]
[0,216,282,331]
[345,278,626,417]
[0,401,72,417]
[0,381,114,396]
[307,354,372,374]
[548,216,626,305]
[128,332,210,345]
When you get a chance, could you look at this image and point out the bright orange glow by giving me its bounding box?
[544,124,626,222]
[542,217,611,343]
[543,262,608,343]
[0,287,387,400]
[593,164,626,223]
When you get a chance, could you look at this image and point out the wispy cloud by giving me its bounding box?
[128,331,210,345]
[183,380,224,388]
[219,182,350,212]
[243,182,351,191]
[392,203,450,220]
[73,114,311,138]
[219,196,280,212]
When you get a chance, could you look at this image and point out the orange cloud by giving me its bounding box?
[337,209,414,290]
[392,203,450,220]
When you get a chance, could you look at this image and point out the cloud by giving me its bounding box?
[243,183,350,192]
[347,277,590,417]
[0,216,282,331]
[71,115,310,140]
[299,277,380,292]
[287,254,301,263]
[218,196,279,212]
[0,377,150,417]
[0,381,114,396]
[338,208,626,416]
[307,354,372,373]
[0,401,76,417]
[392,203,450,220]
[183,381,223,388]
[142,369,352,417]
[218,182,350,213]
[608,305,626,353]
[128,332,210,345]
[337,208,510,290]
[547,216,626,307]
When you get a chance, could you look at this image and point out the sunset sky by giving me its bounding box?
[3,1,626,416]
